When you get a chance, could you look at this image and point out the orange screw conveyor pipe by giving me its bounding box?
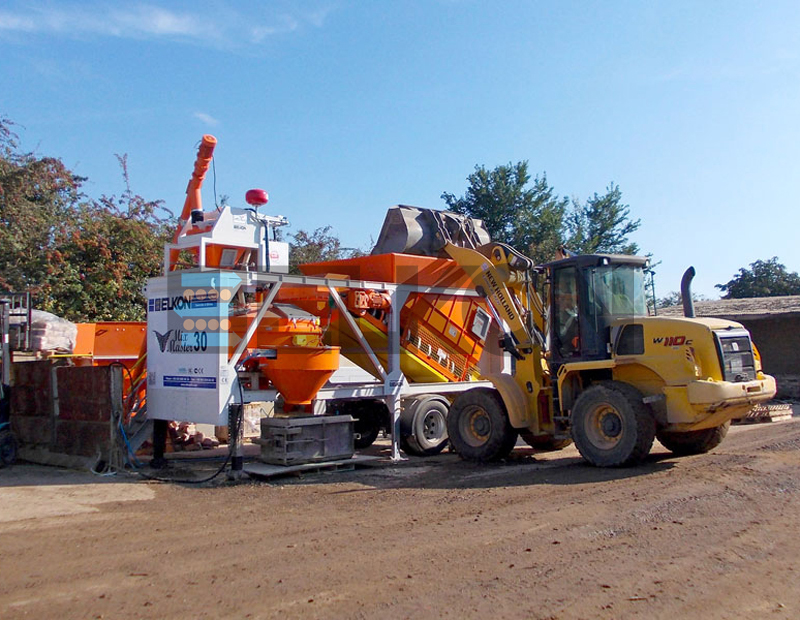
[169,134,217,269]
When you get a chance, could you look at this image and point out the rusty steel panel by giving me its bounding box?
[11,416,51,446]
[53,420,110,457]
[56,366,121,422]
[11,361,53,417]
[9,363,122,457]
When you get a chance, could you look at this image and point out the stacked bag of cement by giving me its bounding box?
[28,310,77,353]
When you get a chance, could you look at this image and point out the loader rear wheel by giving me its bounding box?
[400,395,449,456]
[571,382,655,467]
[519,431,573,452]
[657,421,730,456]
[447,389,517,462]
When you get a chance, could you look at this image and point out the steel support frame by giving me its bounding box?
[217,269,485,462]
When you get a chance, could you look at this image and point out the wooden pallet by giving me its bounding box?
[733,403,794,425]
[244,455,382,480]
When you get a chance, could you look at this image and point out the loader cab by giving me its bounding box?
[547,254,648,370]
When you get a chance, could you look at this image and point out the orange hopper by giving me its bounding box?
[230,304,340,407]
[256,346,340,406]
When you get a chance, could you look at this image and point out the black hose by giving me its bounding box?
[135,414,239,485]
[113,359,246,485]
[134,400,243,485]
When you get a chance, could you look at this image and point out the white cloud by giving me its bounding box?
[110,5,210,38]
[193,112,219,127]
[251,14,299,43]
[305,7,333,29]
[0,3,213,40]
[0,12,37,31]
[0,2,335,47]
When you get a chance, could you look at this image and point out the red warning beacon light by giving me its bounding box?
[245,188,269,207]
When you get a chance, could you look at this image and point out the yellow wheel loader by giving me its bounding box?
[440,241,776,467]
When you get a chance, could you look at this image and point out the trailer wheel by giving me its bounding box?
[571,382,655,467]
[332,400,386,450]
[447,389,517,462]
[400,395,449,456]
[519,431,572,452]
[656,421,730,456]
[352,405,383,449]
[0,429,17,468]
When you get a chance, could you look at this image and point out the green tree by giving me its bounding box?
[716,257,800,299]
[45,156,172,320]
[0,117,83,296]
[565,183,640,255]
[0,117,171,321]
[655,290,710,309]
[441,162,568,265]
[288,226,364,274]
[442,162,640,264]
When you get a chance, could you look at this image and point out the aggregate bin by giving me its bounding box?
[256,415,355,465]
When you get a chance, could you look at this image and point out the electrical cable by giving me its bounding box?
[89,362,135,477]
[104,362,244,484]
[213,156,220,211]
[119,420,144,468]
[132,377,245,485]
[90,448,117,477]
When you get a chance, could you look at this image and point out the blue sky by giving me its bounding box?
[1,0,799,298]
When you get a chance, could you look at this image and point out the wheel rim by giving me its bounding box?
[421,410,445,442]
[585,402,623,450]
[459,405,491,448]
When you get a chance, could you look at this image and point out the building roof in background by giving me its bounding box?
[658,295,800,319]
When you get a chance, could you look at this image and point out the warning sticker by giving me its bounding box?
[163,375,217,389]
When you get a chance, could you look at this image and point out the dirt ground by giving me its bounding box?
[2,418,800,620]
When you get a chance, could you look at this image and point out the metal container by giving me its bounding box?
[256,415,355,466]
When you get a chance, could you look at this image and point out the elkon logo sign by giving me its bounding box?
[148,292,218,313]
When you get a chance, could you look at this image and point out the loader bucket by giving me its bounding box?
[371,205,491,257]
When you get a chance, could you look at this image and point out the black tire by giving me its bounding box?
[519,431,573,452]
[353,409,382,449]
[334,400,386,450]
[0,429,18,468]
[447,389,518,462]
[657,421,730,456]
[399,395,450,456]
[570,382,655,467]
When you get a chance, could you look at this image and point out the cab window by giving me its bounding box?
[553,267,580,357]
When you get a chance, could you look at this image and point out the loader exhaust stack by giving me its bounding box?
[681,266,696,318]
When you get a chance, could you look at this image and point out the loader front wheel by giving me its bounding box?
[447,389,517,462]
[571,382,655,467]
[656,421,730,456]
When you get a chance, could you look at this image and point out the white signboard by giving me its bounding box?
[146,271,242,425]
